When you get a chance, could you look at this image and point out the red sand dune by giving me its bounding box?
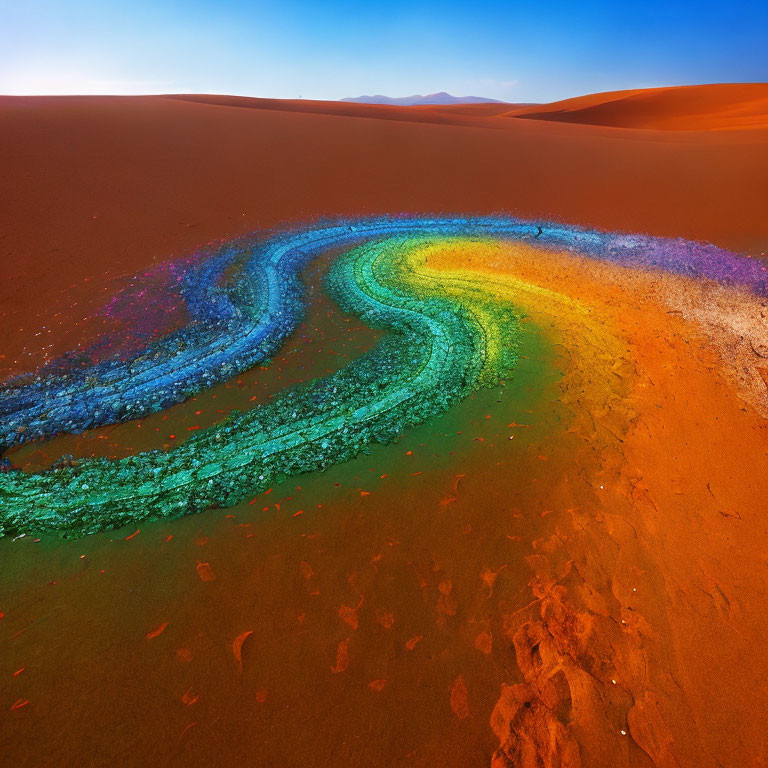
[2,86,766,377]
[1,85,768,767]
[163,93,517,125]
[505,83,768,130]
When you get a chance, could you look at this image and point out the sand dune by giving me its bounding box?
[162,93,516,125]
[506,83,768,130]
[2,86,766,379]
[1,86,768,768]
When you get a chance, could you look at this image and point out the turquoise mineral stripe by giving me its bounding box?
[0,235,520,537]
[2,213,762,539]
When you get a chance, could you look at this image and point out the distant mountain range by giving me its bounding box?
[340,91,506,106]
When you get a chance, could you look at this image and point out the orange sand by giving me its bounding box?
[507,83,768,130]
[1,86,768,767]
[2,88,767,376]
[419,243,768,766]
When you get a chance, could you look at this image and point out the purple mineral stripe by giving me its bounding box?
[605,234,767,293]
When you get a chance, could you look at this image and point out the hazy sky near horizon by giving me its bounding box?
[1,0,766,102]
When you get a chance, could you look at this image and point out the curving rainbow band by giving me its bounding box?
[0,217,763,537]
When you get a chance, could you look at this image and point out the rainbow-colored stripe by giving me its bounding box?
[0,217,763,536]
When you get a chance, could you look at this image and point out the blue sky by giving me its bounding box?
[1,0,766,102]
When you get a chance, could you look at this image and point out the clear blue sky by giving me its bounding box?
[1,0,766,102]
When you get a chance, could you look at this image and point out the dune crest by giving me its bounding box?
[505,83,768,130]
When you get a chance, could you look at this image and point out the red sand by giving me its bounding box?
[2,89,767,375]
[1,86,768,767]
[506,83,768,130]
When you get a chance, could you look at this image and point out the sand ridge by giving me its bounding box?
[505,83,768,130]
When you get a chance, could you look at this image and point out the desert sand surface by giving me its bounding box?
[2,87,767,378]
[507,82,768,130]
[1,86,768,767]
